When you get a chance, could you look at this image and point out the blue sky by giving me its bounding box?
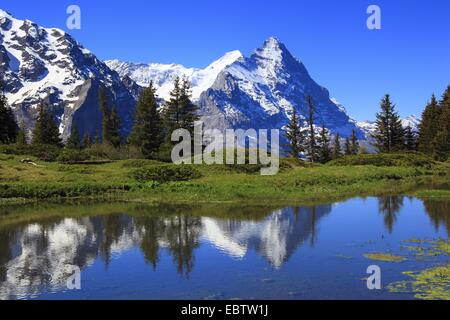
[2,0,449,121]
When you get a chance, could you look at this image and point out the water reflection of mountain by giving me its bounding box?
[0,214,201,299]
[0,204,332,299]
[202,205,332,268]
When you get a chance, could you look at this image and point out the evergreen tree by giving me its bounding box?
[179,77,199,136]
[0,82,18,144]
[83,134,93,149]
[350,129,359,155]
[15,122,27,145]
[332,133,342,159]
[66,125,81,150]
[129,82,164,158]
[285,107,304,158]
[163,76,182,138]
[109,106,121,148]
[317,124,331,163]
[434,86,450,160]
[306,96,319,162]
[98,87,121,148]
[404,125,417,151]
[418,94,440,154]
[31,104,62,146]
[373,94,404,153]
[344,137,352,156]
[163,76,199,139]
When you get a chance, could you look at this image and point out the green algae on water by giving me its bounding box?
[363,252,406,262]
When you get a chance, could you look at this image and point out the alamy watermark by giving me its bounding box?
[366,265,381,290]
[66,5,81,30]
[171,121,280,176]
[367,5,381,30]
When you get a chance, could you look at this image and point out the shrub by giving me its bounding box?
[57,149,90,163]
[83,144,143,160]
[327,152,436,168]
[0,144,61,161]
[132,165,202,183]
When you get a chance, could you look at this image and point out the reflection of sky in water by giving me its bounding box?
[0,196,448,300]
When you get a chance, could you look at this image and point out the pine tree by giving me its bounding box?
[434,86,450,160]
[179,77,199,136]
[98,87,121,148]
[318,124,331,163]
[163,76,182,139]
[306,96,319,162]
[285,107,304,158]
[373,94,404,153]
[350,129,359,155]
[31,104,62,146]
[0,82,18,144]
[418,94,440,155]
[332,133,342,159]
[83,134,93,149]
[344,137,352,155]
[404,125,417,151]
[109,106,121,148]
[129,82,164,158]
[66,125,81,150]
[15,122,27,145]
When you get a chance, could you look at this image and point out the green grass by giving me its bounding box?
[1,152,450,205]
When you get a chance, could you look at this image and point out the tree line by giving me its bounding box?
[1,78,450,162]
[285,86,450,163]
[0,76,199,160]
[285,95,359,163]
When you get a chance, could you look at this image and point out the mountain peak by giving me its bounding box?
[254,37,288,62]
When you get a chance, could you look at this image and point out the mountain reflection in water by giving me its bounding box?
[0,196,448,300]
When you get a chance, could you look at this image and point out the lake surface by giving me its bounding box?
[0,196,448,300]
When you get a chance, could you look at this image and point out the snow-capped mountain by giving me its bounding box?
[0,9,136,140]
[197,37,364,137]
[108,37,364,139]
[106,50,243,101]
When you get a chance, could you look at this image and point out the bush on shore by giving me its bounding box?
[132,165,202,183]
[327,152,436,168]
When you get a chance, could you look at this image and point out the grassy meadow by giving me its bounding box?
[1,151,449,205]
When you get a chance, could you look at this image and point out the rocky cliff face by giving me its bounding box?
[0,9,136,140]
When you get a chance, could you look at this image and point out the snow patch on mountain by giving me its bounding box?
[0,9,136,140]
[106,50,243,100]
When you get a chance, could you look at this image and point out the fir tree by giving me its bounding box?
[179,77,199,136]
[318,124,331,163]
[98,87,121,148]
[404,125,417,151]
[83,134,93,149]
[344,137,352,155]
[306,96,319,162]
[163,77,199,138]
[418,94,440,155]
[373,94,404,153]
[350,129,359,155]
[0,82,18,144]
[15,122,27,146]
[129,82,164,158]
[285,107,304,158]
[434,86,450,160]
[332,133,342,159]
[163,76,182,138]
[66,125,81,150]
[31,104,62,146]
[109,106,121,148]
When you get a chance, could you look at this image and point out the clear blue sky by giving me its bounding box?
[2,0,449,121]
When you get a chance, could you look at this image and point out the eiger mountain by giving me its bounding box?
[0,9,417,143]
[0,9,135,140]
[109,37,364,138]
